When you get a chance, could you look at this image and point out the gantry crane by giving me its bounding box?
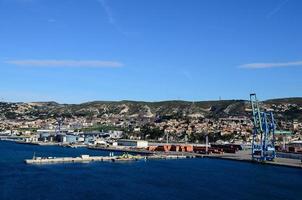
[250,94,276,161]
[55,117,63,135]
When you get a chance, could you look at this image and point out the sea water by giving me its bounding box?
[0,141,301,200]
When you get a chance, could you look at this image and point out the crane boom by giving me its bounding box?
[250,94,276,161]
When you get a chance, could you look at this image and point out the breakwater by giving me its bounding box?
[25,154,193,164]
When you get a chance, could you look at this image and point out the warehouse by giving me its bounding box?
[117,139,148,148]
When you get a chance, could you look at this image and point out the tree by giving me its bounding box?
[140,125,164,140]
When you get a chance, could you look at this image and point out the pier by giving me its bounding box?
[24,154,193,164]
[88,146,302,169]
[88,146,154,154]
[204,151,302,169]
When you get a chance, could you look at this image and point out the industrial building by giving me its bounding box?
[117,139,148,148]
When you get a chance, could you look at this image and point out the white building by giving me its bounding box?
[117,139,148,148]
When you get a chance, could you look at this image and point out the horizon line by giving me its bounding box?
[1,96,302,105]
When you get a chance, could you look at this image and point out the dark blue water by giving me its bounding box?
[0,141,301,200]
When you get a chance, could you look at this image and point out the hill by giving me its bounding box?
[0,98,301,121]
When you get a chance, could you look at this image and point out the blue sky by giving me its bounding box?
[0,0,301,103]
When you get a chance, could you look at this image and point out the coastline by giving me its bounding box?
[1,140,301,169]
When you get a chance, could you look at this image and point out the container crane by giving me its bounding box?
[250,93,276,161]
[55,117,63,135]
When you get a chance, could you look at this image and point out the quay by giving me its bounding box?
[10,138,300,168]
[88,146,154,154]
[16,141,60,146]
[24,154,193,165]
[25,154,117,164]
[90,147,302,169]
[204,151,302,169]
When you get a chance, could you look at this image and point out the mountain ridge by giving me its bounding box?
[0,97,301,122]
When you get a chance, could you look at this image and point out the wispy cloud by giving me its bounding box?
[239,60,302,69]
[98,0,115,25]
[266,0,289,19]
[97,0,129,35]
[4,59,124,68]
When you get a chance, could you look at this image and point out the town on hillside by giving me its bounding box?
[0,98,301,154]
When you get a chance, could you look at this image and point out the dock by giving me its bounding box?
[204,150,302,169]
[88,146,154,154]
[25,154,148,164]
[16,141,60,146]
[88,146,302,169]
[25,154,193,165]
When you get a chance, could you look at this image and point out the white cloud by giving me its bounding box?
[4,59,124,68]
[266,0,289,19]
[97,0,128,35]
[98,0,115,25]
[239,61,302,69]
